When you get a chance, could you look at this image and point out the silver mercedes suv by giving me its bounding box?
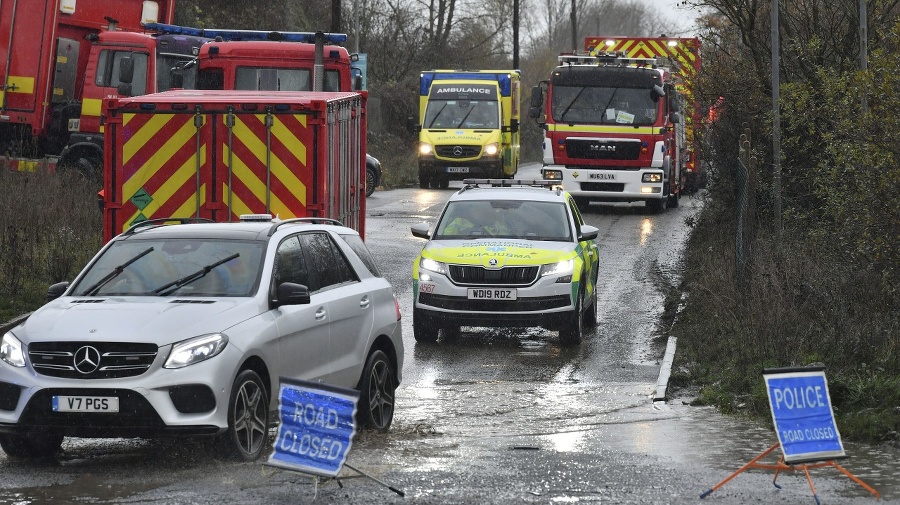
[0,216,403,461]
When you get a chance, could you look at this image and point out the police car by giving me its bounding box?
[411,179,600,345]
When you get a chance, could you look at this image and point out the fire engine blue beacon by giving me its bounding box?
[763,366,845,464]
[267,378,359,477]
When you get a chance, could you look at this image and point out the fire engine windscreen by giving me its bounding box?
[550,67,662,126]
[157,54,200,90]
[233,68,341,91]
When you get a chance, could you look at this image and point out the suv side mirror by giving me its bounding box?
[273,282,311,308]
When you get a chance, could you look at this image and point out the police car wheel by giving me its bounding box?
[0,432,64,458]
[559,288,584,346]
[413,308,439,343]
[219,369,269,461]
[357,350,396,432]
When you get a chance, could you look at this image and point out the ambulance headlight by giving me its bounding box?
[1,332,25,368]
[483,143,499,156]
[419,257,447,277]
[419,142,434,156]
[540,259,574,280]
[642,173,663,183]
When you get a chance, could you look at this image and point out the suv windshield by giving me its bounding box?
[72,239,266,297]
[434,199,572,241]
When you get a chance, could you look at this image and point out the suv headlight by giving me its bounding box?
[540,259,574,281]
[0,332,25,368]
[419,257,447,278]
[164,333,229,369]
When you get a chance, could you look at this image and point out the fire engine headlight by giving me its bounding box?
[540,259,574,280]
[483,143,500,156]
[642,173,663,183]
[1,332,25,368]
[164,333,229,369]
[542,169,563,180]
[419,257,447,276]
[419,143,434,156]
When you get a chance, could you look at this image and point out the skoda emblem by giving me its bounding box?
[74,346,101,374]
[489,258,498,266]
[453,146,463,156]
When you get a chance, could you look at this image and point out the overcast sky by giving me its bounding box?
[638,0,703,36]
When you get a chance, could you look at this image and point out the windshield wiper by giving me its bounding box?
[153,253,240,296]
[82,247,154,296]
[426,103,448,128]
[456,107,474,128]
[558,87,586,122]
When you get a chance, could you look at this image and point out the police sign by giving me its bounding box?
[266,377,359,477]
[763,366,845,464]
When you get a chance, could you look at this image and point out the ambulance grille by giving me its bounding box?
[435,145,482,158]
[448,265,539,286]
[28,342,158,379]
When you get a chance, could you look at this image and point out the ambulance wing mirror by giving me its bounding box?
[411,222,431,240]
[505,118,519,133]
[578,224,599,242]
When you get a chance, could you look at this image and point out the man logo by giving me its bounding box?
[74,346,101,374]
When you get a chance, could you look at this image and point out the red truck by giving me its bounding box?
[100,89,367,242]
[0,0,211,176]
[529,36,702,211]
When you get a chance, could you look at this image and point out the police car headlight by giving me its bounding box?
[419,142,434,156]
[483,142,499,156]
[164,333,229,369]
[540,259,574,279]
[0,332,25,368]
[419,257,447,276]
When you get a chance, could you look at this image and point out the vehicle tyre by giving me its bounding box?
[413,307,439,343]
[0,432,64,458]
[366,167,377,197]
[356,349,396,432]
[441,324,461,341]
[583,285,598,329]
[437,176,450,189]
[559,287,584,346]
[218,369,269,461]
[668,191,680,208]
[646,198,666,213]
[418,169,430,189]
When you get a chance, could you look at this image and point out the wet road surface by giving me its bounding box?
[1,164,896,504]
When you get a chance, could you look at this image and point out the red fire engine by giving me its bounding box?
[530,36,701,211]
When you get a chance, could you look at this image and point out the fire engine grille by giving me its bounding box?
[580,182,625,192]
[435,145,482,159]
[565,139,641,160]
[28,342,159,379]
[448,265,539,286]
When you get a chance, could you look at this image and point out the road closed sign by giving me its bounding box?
[763,367,845,464]
[266,377,359,477]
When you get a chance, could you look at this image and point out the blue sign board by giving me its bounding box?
[266,377,359,477]
[763,367,845,464]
